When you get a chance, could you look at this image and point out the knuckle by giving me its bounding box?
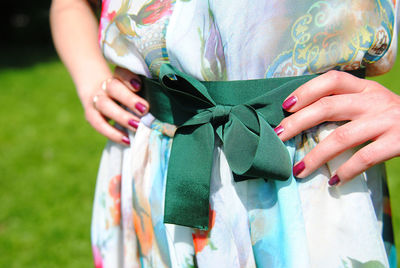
[388,105,400,119]
[119,112,132,125]
[279,117,288,127]
[316,97,332,110]
[107,78,120,93]
[108,133,120,143]
[371,91,391,104]
[282,117,294,130]
[304,153,318,170]
[357,148,376,168]
[364,80,384,93]
[128,94,141,107]
[100,124,117,140]
[332,127,351,144]
[363,85,393,104]
[95,97,105,110]
[325,70,342,85]
[115,109,135,126]
[112,80,124,91]
[315,97,335,120]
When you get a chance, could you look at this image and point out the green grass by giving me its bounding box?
[0,56,105,267]
[0,49,399,267]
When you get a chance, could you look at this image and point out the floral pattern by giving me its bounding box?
[99,0,178,76]
[192,207,217,253]
[198,5,227,81]
[108,175,121,226]
[130,0,174,27]
[93,0,398,267]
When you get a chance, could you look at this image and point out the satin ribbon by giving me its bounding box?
[144,64,320,230]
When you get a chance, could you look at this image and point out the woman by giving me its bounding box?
[50,0,399,267]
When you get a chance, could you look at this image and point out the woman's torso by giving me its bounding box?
[92,1,398,267]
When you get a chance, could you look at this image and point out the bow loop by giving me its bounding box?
[159,64,216,111]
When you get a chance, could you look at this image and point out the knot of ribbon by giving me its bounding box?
[158,64,311,230]
[210,105,232,126]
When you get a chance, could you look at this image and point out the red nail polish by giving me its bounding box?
[128,119,139,129]
[274,125,284,136]
[135,102,147,113]
[282,96,297,110]
[328,175,340,186]
[122,136,130,145]
[293,161,305,177]
[130,78,141,90]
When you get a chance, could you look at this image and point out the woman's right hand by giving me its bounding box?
[84,67,149,145]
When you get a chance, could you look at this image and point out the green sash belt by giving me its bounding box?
[140,64,365,230]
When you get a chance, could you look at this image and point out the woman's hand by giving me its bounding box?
[50,0,148,146]
[275,70,400,186]
[85,67,149,145]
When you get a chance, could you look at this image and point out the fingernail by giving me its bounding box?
[122,136,130,145]
[328,175,340,186]
[293,161,305,177]
[128,119,139,129]
[282,96,297,110]
[130,78,141,90]
[274,125,284,136]
[135,102,147,113]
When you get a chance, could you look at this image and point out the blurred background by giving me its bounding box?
[0,0,399,267]
[1,0,103,266]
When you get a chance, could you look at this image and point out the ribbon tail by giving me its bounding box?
[163,123,215,230]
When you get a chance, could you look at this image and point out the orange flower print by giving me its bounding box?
[192,206,216,253]
[132,206,154,255]
[108,175,121,226]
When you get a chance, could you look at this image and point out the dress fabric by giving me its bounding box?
[92,0,398,267]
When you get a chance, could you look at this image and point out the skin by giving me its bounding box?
[50,0,399,186]
[276,70,400,185]
[50,0,148,145]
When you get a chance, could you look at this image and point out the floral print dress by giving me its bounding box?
[92,0,398,267]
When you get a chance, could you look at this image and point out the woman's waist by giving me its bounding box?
[138,64,327,127]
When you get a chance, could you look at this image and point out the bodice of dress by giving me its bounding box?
[99,0,398,80]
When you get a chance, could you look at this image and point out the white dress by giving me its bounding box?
[91,0,398,267]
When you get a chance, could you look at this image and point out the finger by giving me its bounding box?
[293,115,390,178]
[106,78,149,116]
[328,133,400,186]
[282,70,368,112]
[114,66,142,92]
[276,94,364,141]
[94,94,141,131]
[86,108,131,146]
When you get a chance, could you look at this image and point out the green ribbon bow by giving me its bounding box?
[147,64,319,230]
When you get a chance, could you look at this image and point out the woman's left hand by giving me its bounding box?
[275,70,400,186]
